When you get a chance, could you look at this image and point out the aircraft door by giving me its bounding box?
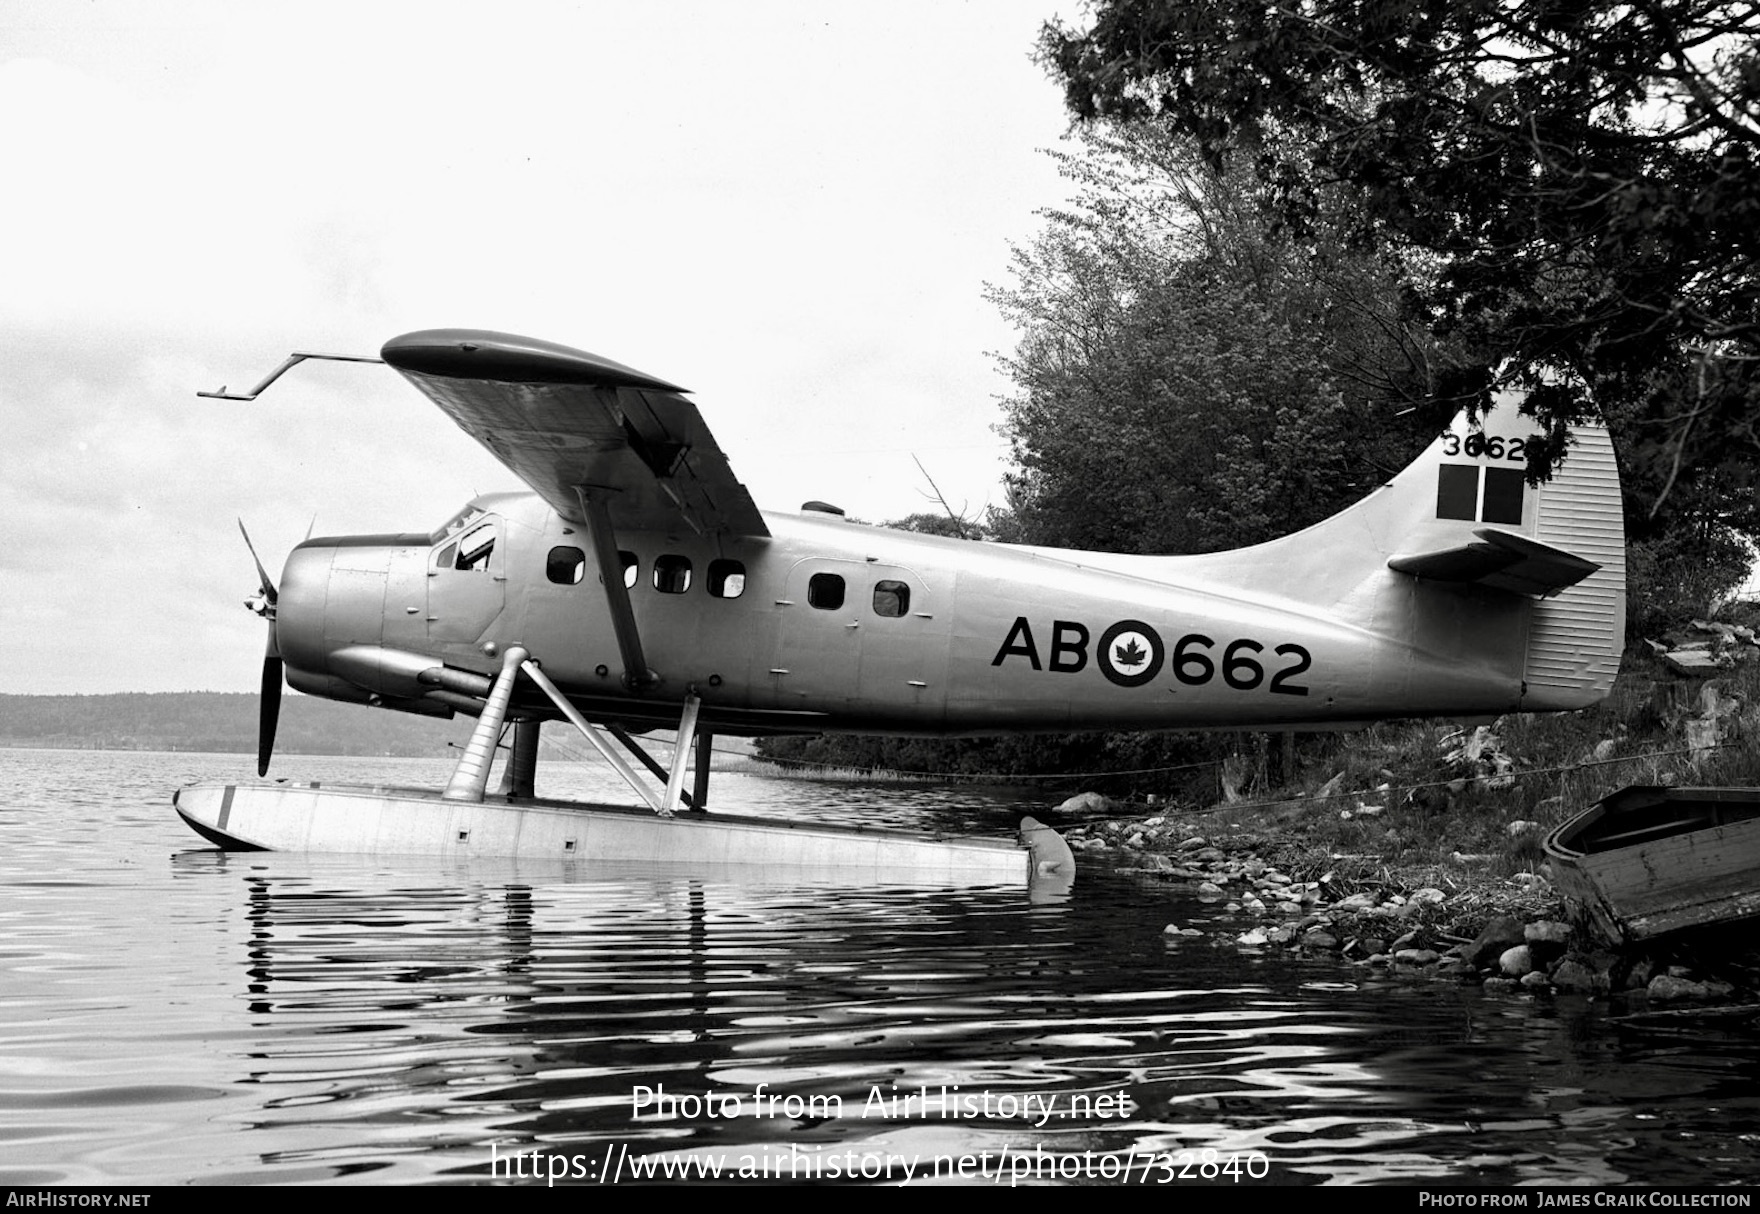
[854,562,950,725]
[426,515,507,649]
[769,558,865,710]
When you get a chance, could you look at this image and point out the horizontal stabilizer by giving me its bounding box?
[1388,528,1600,598]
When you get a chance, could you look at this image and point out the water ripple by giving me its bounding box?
[3,750,1759,1184]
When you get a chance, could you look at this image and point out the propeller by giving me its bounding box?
[238,519,282,777]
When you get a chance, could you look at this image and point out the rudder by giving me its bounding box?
[1520,417,1625,708]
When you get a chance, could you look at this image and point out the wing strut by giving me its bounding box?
[575,486,658,691]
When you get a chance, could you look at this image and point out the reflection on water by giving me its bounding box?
[2,749,1759,1185]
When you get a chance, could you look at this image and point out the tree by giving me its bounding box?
[1039,0,1760,516]
[884,511,989,540]
[989,122,1441,555]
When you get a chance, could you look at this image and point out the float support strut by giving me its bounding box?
[505,719,539,798]
[519,659,666,814]
[607,725,695,811]
[663,694,702,814]
[693,730,712,811]
[443,645,529,802]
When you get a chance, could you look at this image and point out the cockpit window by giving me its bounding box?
[454,522,495,572]
[434,503,486,540]
[434,542,458,571]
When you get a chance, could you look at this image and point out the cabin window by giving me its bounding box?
[808,572,845,610]
[654,554,692,594]
[455,522,495,572]
[872,579,910,618]
[708,559,746,599]
[547,546,586,585]
[619,550,638,589]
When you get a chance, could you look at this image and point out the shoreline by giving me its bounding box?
[1066,794,1756,1005]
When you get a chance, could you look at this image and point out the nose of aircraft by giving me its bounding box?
[274,541,336,677]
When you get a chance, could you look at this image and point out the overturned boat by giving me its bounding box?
[1543,785,1760,944]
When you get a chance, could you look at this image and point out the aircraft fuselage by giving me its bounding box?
[275,488,1538,739]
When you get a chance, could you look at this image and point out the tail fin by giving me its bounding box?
[1216,392,1625,711]
[1385,394,1625,708]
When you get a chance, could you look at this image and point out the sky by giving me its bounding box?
[0,1,1082,694]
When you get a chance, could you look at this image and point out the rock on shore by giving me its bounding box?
[1066,804,1748,1003]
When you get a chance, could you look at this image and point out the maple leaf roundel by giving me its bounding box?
[1097,620,1164,688]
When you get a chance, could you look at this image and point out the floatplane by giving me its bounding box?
[174,330,1626,887]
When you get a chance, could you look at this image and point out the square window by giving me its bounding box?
[709,558,746,599]
[872,579,910,617]
[654,554,693,594]
[546,545,586,585]
[808,572,845,610]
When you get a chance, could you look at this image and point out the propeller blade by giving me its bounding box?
[237,518,278,606]
[258,653,283,778]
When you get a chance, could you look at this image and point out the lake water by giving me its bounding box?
[3,748,1759,1187]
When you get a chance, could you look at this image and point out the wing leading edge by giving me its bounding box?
[382,329,769,539]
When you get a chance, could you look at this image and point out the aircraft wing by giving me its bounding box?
[381,329,769,538]
[1387,528,1600,597]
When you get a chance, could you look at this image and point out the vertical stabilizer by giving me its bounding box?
[1376,392,1626,710]
[1183,391,1626,715]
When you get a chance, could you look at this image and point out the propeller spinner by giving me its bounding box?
[237,519,282,777]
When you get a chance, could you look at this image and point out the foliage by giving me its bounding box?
[989,123,1441,554]
[882,511,989,541]
[1038,0,1760,516]
[1627,526,1755,637]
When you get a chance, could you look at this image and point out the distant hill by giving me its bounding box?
[0,692,473,756]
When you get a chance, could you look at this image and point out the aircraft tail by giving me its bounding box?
[1213,392,1626,711]
[1493,418,1625,709]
